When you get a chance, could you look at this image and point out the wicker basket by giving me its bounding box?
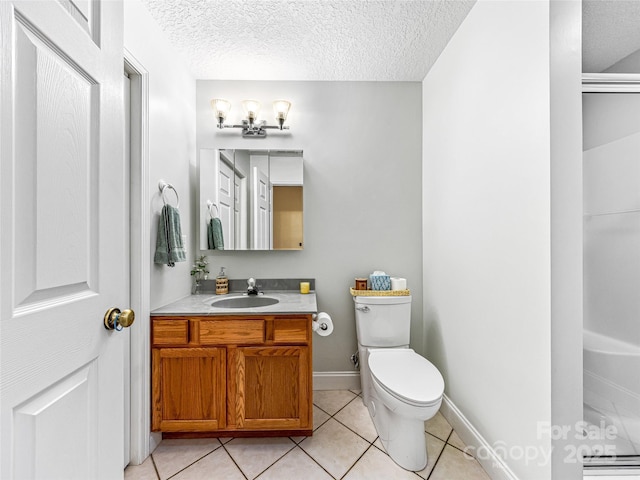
[349,287,410,296]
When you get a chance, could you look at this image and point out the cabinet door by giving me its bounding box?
[152,348,226,432]
[233,347,311,430]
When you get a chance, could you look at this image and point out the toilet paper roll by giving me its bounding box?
[312,312,333,336]
[391,277,407,290]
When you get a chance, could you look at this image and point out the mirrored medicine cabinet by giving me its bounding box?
[199,149,304,251]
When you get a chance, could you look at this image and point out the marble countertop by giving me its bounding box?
[151,291,318,316]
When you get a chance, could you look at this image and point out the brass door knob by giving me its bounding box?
[104,308,135,331]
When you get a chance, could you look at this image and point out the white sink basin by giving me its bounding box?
[211,296,279,308]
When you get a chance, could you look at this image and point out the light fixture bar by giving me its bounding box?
[212,98,292,137]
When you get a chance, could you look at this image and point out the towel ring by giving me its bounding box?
[158,180,179,208]
[207,200,219,218]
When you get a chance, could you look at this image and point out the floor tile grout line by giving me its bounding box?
[425,435,449,480]
[149,453,161,480]
[338,442,375,480]
[220,442,249,480]
[313,393,358,418]
[312,413,331,432]
[161,444,222,480]
[246,441,298,480]
[296,444,340,480]
[325,394,380,445]
[425,429,450,445]
[330,414,379,445]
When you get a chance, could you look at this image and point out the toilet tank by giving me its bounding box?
[353,295,412,347]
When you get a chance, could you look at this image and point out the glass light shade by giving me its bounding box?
[211,99,231,120]
[273,100,291,121]
[241,100,261,121]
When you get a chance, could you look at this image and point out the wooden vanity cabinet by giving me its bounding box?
[151,314,313,436]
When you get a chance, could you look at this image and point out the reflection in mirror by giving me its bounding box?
[199,149,303,251]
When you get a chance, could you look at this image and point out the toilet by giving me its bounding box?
[354,295,444,471]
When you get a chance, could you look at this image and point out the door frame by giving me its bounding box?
[124,49,157,465]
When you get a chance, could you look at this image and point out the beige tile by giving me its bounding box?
[124,455,158,480]
[224,436,295,479]
[425,411,453,442]
[256,447,333,480]
[415,433,446,479]
[343,445,419,480]
[313,389,357,415]
[299,418,370,479]
[334,397,378,442]
[172,448,245,480]
[448,430,467,452]
[429,445,491,480]
[373,438,384,451]
[152,438,221,480]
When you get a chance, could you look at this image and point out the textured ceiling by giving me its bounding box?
[583,0,640,72]
[139,0,476,81]
[140,0,640,80]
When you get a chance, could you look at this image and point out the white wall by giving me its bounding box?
[124,0,196,310]
[422,1,583,478]
[196,81,423,373]
[604,48,640,74]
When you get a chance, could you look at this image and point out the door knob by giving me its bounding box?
[104,308,135,331]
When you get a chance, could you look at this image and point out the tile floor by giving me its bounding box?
[125,390,491,480]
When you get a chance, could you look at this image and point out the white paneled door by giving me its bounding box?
[218,155,235,249]
[0,1,127,479]
[251,166,270,250]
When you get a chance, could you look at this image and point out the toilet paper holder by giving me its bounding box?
[312,313,329,330]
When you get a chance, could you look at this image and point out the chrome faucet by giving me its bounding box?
[247,277,259,295]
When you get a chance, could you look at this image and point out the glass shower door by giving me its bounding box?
[582,92,640,470]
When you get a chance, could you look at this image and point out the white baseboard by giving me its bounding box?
[313,371,361,391]
[440,394,520,480]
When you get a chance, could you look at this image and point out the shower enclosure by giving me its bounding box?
[582,88,640,472]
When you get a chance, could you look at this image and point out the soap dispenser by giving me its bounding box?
[215,267,229,295]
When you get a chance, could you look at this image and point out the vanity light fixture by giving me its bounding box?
[211,98,292,138]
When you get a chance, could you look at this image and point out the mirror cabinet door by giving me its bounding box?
[199,149,303,251]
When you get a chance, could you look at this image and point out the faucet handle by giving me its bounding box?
[247,277,256,287]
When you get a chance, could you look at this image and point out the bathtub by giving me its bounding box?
[583,329,640,455]
[584,329,640,398]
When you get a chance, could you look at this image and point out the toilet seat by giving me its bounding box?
[368,349,444,407]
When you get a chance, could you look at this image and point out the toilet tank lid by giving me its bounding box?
[369,349,444,405]
[353,295,411,305]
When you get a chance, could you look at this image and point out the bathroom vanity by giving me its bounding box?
[150,290,316,438]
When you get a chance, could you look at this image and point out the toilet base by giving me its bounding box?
[369,397,432,471]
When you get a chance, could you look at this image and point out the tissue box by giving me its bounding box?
[369,274,391,291]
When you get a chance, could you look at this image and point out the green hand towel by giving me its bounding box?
[209,217,224,250]
[207,219,215,249]
[154,205,186,266]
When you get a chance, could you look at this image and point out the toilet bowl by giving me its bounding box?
[367,348,444,470]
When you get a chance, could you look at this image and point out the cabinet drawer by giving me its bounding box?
[273,318,309,344]
[152,319,189,346]
[200,319,264,345]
